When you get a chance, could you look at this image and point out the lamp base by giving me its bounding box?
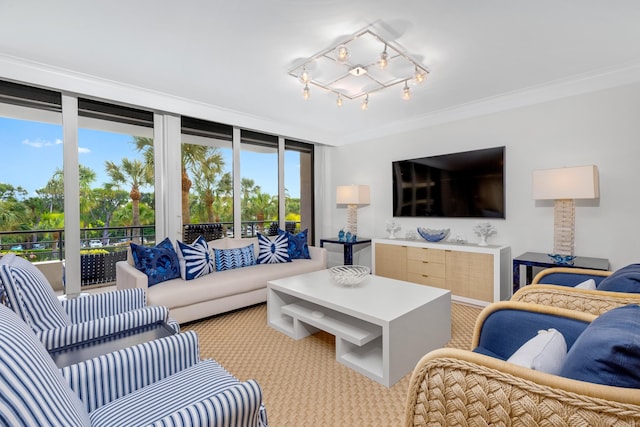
[346,204,358,237]
[553,199,575,256]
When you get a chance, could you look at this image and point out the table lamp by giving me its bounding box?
[336,185,370,237]
[532,165,599,258]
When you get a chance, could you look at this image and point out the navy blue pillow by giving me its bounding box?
[559,304,640,388]
[597,263,640,293]
[278,228,311,260]
[130,237,181,286]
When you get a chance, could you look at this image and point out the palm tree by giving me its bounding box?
[105,158,152,230]
[181,144,209,224]
[192,148,225,223]
[78,165,97,228]
[251,191,277,232]
[37,169,65,213]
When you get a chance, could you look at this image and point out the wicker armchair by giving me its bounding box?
[404,301,640,426]
[512,266,640,315]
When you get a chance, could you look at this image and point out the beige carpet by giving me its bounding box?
[182,302,481,426]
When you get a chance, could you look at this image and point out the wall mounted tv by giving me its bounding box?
[392,146,505,218]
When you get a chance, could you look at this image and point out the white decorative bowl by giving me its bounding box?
[417,227,450,242]
[328,265,370,287]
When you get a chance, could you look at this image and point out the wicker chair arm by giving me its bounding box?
[405,347,640,427]
[511,284,640,315]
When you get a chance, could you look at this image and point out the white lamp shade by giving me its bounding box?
[532,165,599,200]
[336,185,370,205]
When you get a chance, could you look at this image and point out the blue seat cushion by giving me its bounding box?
[597,263,640,293]
[539,272,607,287]
[559,304,640,388]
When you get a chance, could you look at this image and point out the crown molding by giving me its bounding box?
[335,61,640,146]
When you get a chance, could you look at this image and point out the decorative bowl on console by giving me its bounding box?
[417,227,450,242]
[329,265,370,287]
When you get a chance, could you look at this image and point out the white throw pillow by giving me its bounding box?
[507,328,567,375]
[574,278,596,290]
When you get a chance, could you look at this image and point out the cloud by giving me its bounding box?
[22,138,56,148]
[78,147,91,154]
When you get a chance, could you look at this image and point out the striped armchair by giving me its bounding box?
[0,253,179,351]
[0,303,267,426]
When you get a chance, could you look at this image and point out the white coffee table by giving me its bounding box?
[267,269,451,387]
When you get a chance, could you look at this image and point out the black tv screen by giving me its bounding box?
[392,146,505,218]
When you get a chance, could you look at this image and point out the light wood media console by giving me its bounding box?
[372,238,511,305]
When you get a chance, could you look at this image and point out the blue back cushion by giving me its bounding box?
[474,308,589,361]
[597,264,640,293]
[278,228,311,260]
[0,304,89,426]
[559,304,640,387]
[0,254,71,331]
[130,237,181,286]
[539,272,607,287]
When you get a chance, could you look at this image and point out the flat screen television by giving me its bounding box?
[392,146,505,218]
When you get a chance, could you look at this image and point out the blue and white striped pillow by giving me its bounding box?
[214,244,256,271]
[177,236,216,280]
[257,233,291,264]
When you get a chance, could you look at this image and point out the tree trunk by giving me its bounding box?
[181,168,192,225]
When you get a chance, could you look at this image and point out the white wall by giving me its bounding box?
[319,83,640,271]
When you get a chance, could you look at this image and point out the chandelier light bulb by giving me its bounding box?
[361,94,369,110]
[299,67,311,84]
[378,45,389,69]
[336,94,343,107]
[303,84,310,100]
[402,82,411,100]
[414,67,427,84]
[336,45,349,62]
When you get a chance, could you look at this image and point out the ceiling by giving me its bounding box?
[1,1,640,146]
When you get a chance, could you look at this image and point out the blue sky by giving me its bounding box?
[0,117,300,198]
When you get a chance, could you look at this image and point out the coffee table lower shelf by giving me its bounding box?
[277,299,384,381]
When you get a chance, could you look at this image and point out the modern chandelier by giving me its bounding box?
[289,27,429,109]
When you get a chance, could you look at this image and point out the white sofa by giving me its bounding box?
[116,237,327,324]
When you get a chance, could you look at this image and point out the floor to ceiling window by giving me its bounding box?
[180,117,234,239]
[0,81,64,264]
[78,98,155,248]
[240,131,278,237]
[285,139,314,240]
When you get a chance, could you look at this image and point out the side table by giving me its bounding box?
[319,238,372,265]
[513,252,609,293]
